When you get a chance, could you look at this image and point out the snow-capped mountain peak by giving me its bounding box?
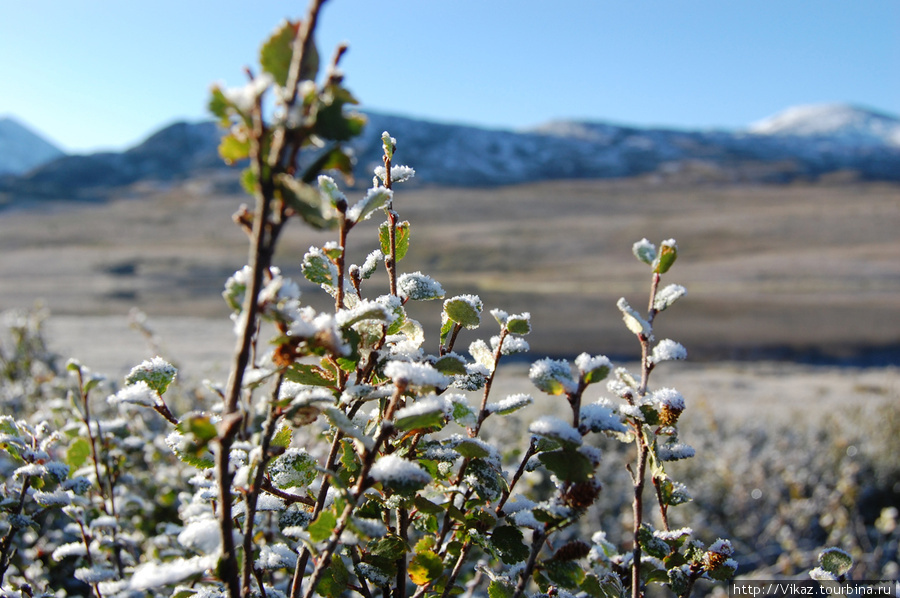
[748,103,900,147]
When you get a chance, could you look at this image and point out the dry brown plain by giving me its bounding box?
[1,176,898,371]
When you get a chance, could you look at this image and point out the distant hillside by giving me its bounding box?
[3,104,899,200]
[0,117,66,176]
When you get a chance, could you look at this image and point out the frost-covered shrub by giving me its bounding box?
[2,2,879,597]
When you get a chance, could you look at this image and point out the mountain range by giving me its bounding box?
[0,117,66,177]
[1,103,899,200]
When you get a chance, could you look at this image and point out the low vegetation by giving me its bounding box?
[0,2,895,597]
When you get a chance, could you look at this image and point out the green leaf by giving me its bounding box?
[433,354,468,376]
[286,363,336,388]
[125,358,177,395]
[218,134,250,164]
[268,448,317,489]
[271,423,292,449]
[492,525,529,565]
[379,221,411,261]
[451,438,490,459]
[368,534,408,560]
[178,414,218,443]
[381,131,394,160]
[208,86,233,125]
[308,509,338,543]
[315,85,365,142]
[638,524,671,559]
[819,547,853,577]
[396,403,446,432]
[545,560,585,589]
[653,240,678,274]
[443,296,483,329]
[259,20,319,87]
[302,247,339,287]
[468,458,505,502]
[350,187,392,224]
[408,550,443,586]
[316,552,349,598]
[414,496,445,515]
[277,174,337,230]
[505,314,531,335]
[240,168,257,195]
[581,573,626,598]
[66,437,91,470]
[538,449,593,483]
[488,580,514,598]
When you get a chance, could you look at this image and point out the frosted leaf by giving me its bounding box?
[90,515,118,530]
[269,448,317,489]
[302,246,339,288]
[384,361,449,389]
[446,434,500,466]
[617,298,652,337]
[397,272,445,301]
[654,527,693,541]
[128,554,219,590]
[653,239,678,274]
[443,294,483,328]
[395,395,450,421]
[512,509,544,530]
[374,164,416,185]
[178,517,221,554]
[125,356,177,395]
[370,455,432,490]
[223,72,273,112]
[14,463,46,479]
[651,387,685,412]
[505,312,532,335]
[633,238,657,265]
[325,407,373,451]
[492,334,529,355]
[256,543,297,570]
[359,249,382,280]
[529,358,576,395]
[348,187,393,223]
[75,565,117,583]
[52,541,88,560]
[468,339,495,371]
[318,175,347,207]
[452,362,489,392]
[358,562,393,586]
[654,284,687,312]
[488,393,533,415]
[708,538,734,557]
[649,339,687,365]
[658,442,695,461]
[337,299,395,328]
[580,400,628,433]
[490,309,509,326]
[575,353,612,384]
[529,416,582,446]
[579,444,603,465]
[809,567,838,582]
[256,494,286,512]
[41,460,67,483]
[445,394,477,426]
[108,380,158,408]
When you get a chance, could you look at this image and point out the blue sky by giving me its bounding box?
[2,1,897,153]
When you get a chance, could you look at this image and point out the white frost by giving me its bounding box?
[383,361,449,389]
[370,455,432,488]
[529,416,582,446]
